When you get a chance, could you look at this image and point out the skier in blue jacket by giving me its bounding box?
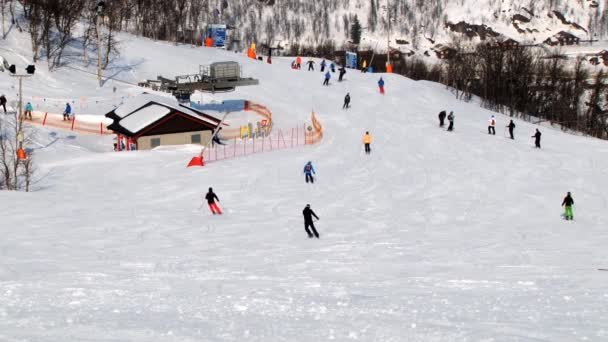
[320,59,327,72]
[323,71,331,86]
[63,103,72,121]
[24,102,33,120]
[303,161,316,183]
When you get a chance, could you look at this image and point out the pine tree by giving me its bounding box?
[350,15,362,44]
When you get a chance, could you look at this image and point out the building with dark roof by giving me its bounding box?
[105,94,221,150]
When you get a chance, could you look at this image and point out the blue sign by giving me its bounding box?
[207,24,226,47]
[345,52,357,69]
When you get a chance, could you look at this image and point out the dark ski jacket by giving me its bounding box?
[447,113,454,121]
[507,121,515,129]
[532,131,541,141]
[562,195,574,207]
[344,94,350,104]
[205,191,219,204]
[438,111,446,120]
[303,162,316,175]
[303,207,319,223]
[0,95,6,105]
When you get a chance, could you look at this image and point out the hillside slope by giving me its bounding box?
[1,31,608,341]
[224,0,607,54]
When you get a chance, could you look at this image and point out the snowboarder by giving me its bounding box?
[378,77,385,94]
[488,115,496,135]
[532,129,541,148]
[23,102,33,120]
[507,120,515,139]
[323,71,331,86]
[343,93,351,109]
[338,66,346,82]
[307,60,315,71]
[330,62,336,73]
[320,59,327,72]
[362,131,372,154]
[63,103,72,121]
[302,204,320,238]
[438,110,447,127]
[0,94,6,114]
[295,56,302,69]
[447,111,454,131]
[303,161,316,183]
[205,187,222,215]
[562,192,574,220]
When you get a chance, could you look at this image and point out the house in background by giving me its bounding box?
[544,31,580,46]
[500,38,520,50]
[433,44,458,60]
[105,94,222,151]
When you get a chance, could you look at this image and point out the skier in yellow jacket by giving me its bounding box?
[362,131,372,154]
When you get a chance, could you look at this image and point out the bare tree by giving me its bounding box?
[0,111,36,191]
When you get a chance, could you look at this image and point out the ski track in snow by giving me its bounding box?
[1,30,608,341]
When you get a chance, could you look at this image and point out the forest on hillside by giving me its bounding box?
[1,0,607,138]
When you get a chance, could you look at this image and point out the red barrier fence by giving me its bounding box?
[28,111,112,135]
[204,124,306,163]
[189,111,323,167]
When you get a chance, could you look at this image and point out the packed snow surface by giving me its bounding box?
[1,31,608,342]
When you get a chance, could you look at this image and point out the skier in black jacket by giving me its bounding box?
[302,204,320,238]
[447,111,454,131]
[532,129,541,148]
[507,120,515,139]
[343,93,351,109]
[438,110,446,127]
[562,192,574,220]
[338,66,346,82]
[0,94,7,114]
[205,187,222,215]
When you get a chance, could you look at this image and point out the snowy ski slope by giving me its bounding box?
[1,31,608,341]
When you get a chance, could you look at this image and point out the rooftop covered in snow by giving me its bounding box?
[105,93,221,137]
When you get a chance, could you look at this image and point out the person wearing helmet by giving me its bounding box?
[562,192,574,220]
[303,161,316,183]
[205,187,222,215]
[302,204,320,238]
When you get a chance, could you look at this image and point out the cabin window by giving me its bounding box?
[151,137,161,148]
[191,134,201,144]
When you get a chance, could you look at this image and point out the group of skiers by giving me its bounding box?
[438,111,542,148]
[16,101,72,121]
[437,110,455,131]
[293,57,346,82]
[200,56,574,236]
